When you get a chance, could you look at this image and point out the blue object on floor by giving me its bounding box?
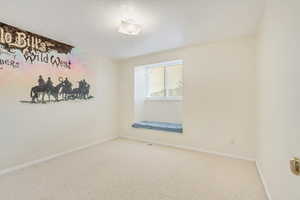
[132,121,183,133]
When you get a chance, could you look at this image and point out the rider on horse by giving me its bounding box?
[45,77,53,92]
[38,75,45,87]
[63,78,72,91]
[82,79,88,88]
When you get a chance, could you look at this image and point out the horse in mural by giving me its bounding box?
[69,88,81,99]
[60,86,72,100]
[80,83,90,99]
[69,84,90,99]
[60,79,73,100]
[30,82,64,103]
[30,85,47,103]
[60,80,90,100]
[45,82,64,102]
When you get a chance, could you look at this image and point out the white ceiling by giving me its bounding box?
[1,0,265,60]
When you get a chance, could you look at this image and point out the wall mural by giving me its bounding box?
[0,22,94,104]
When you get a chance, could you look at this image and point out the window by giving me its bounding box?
[146,60,183,100]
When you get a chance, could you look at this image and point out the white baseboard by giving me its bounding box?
[256,161,272,200]
[0,136,118,176]
[121,136,255,162]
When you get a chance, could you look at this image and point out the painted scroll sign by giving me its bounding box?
[0,22,94,104]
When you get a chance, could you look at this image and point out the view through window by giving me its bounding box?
[147,60,183,99]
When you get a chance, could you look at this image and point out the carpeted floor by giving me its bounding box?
[0,138,267,200]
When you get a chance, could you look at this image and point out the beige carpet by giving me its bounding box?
[0,138,267,200]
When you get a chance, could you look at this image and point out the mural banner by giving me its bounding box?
[0,22,94,104]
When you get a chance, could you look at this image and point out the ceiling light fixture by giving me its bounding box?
[118,19,142,36]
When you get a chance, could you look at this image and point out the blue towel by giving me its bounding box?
[132,121,183,133]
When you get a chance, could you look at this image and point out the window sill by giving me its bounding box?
[132,121,183,134]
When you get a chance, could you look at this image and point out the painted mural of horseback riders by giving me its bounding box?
[25,75,93,104]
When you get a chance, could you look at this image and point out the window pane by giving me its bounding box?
[148,67,165,97]
[166,65,183,97]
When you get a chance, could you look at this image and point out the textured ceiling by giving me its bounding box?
[0,0,265,59]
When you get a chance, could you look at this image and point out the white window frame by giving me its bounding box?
[143,60,183,101]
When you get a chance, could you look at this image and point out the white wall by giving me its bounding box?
[134,66,147,122]
[142,100,182,123]
[257,1,300,199]
[119,36,257,160]
[0,54,119,171]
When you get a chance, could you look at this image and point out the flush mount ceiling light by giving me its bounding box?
[118,19,142,36]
